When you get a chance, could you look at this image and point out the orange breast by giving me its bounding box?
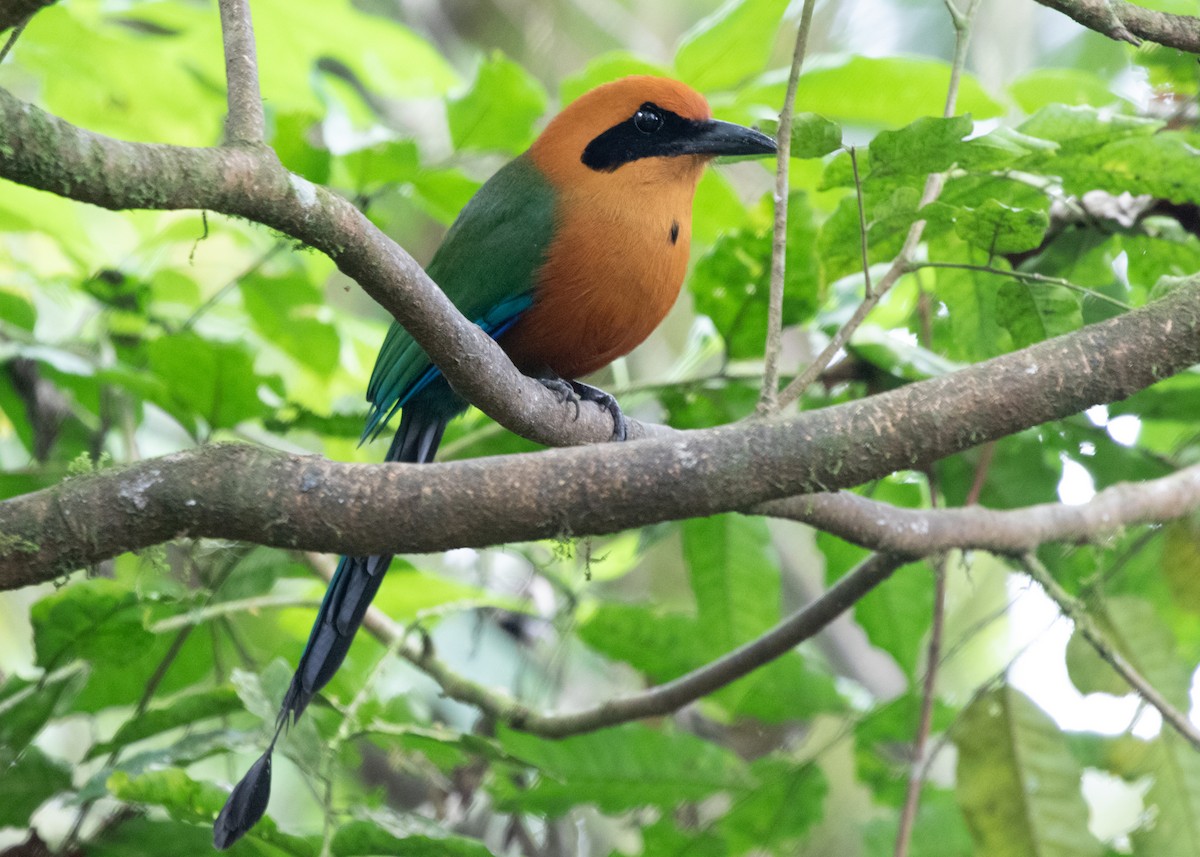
[501,178,698,380]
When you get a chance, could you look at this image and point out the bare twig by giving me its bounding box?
[217,0,265,144]
[0,17,26,62]
[344,553,910,738]
[894,556,947,857]
[765,462,1200,557]
[759,0,819,414]
[914,261,1132,310]
[1019,552,1200,751]
[776,0,983,410]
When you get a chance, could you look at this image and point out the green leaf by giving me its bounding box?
[931,254,1012,362]
[849,326,964,383]
[86,819,276,857]
[88,686,244,760]
[738,57,1003,127]
[331,821,494,857]
[493,724,751,815]
[1084,595,1192,708]
[333,141,420,191]
[1130,732,1200,857]
[15,5,225,145]
[108,769,315,854]
[1163,518,1200,612]
[559,51,671,105]
[639,816,726,857]
[690,192,821,358]
[447,53,548,155]
[955,685,1104,857]
[955,200,1049,256]
[1017,104,1158,145]
[0,286,37,331]
[864,788,973,857]
[272,112,332,185]
[855,694,958,804]
[32,578,153,672]
[107,768,225,824]
[869,115,974,181]
[718,757,826,853]
[0,668,86,754]
[578,603,703,683]
[674,0,789,92]
[1009,68,1127,113]
[145,332,278,429]
[683,515,841,720]
[791,113,842,158]
[684,515,780,651]
[0,746,71,827]
[240,271,340,377]
[995,279,1083,349]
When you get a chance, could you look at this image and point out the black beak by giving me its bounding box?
[677,119,777,158]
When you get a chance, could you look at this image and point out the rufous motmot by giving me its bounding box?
[214,75,776,848]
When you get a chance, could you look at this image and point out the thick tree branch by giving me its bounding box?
[1034,0,1200,50]
[0,87,625,449]
[2,274,1198,588]
[768,461,1200,556]
[217,0,265,144]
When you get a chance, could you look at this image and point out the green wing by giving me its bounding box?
[363,154,557,438]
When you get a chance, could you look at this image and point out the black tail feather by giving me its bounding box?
[213,405,449,850]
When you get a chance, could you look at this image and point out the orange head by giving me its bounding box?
[504,78,775,380]
[528,76,776,191]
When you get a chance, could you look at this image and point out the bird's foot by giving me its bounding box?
[537,377,627,442]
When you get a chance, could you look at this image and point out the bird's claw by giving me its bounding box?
[537,378,628,442]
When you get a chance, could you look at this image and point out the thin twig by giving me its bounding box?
[328,553,909,738]
[758,0,819,415]
[1019,552,1200,752]
[963,441,996,506]
[894,555,947,857]
[776,0,983,410]
[913,261,1132,310]
[0,18,26,64]
[217,0,265,144]
[181,241,288,332]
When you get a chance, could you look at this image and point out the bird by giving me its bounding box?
[213,75,776,848]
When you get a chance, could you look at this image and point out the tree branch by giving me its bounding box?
[0,87,626,451]
[2,274,1198,588]
[1019,552,1200,751]
[217,0,265,144]
[766,461,1200,556]
[350,553,909,737]
[758,0,818,414]
[1034,0,1200,50]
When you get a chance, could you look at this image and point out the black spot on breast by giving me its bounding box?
[669,220,680,245]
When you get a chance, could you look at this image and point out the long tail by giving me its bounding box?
[213,406,448,850]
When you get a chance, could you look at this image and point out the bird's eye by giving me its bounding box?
[633,106,664,134]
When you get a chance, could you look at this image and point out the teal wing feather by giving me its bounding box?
[363,154,558,440]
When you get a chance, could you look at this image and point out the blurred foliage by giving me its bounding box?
[2,0,1200,856]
